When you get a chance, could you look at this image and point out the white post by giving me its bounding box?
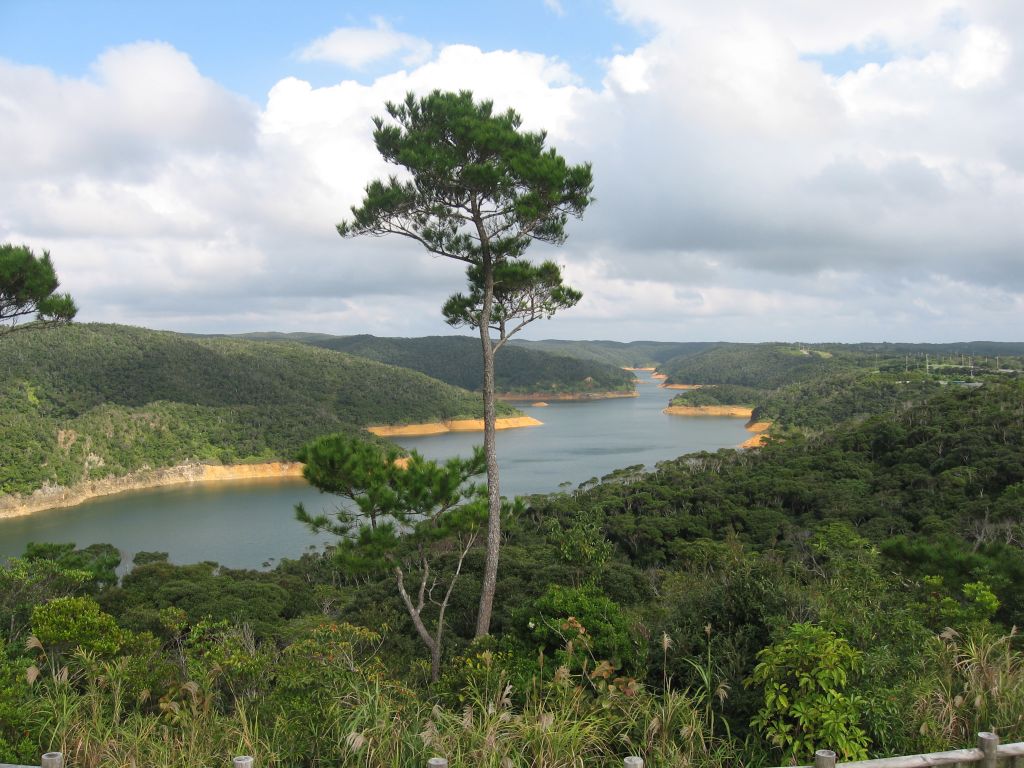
[233,757,255,768]
[41,753,64,768]
[815,750,837,768]
[427,759,448,768]
[624,757,644,768]
[978,732,998,768]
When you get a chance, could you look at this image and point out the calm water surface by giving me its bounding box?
[0,372,749,568]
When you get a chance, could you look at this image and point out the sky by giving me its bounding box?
[1,1,1022,343]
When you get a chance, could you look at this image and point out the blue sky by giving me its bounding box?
[0,1,647,99]
[0,1,1021,342]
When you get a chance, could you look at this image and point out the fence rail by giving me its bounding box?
[785,733,1024,768]
[4,733,1021,768]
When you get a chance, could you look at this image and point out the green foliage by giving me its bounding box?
[544,512,613,586]
[442,259,582,344]
[747,623,869,762]
[5,317,1024,763]
[661,343,1019,436]
[920,576,1000,631]
[0,243,77,335]
[669,384,760,408]
[297,434,487,561]
[31,596,125,660]
[339,90,593,263]
[662,343,854,389]
[103,560,293,639]
[0,323,520,495]
[0,556,91,645]
[185,619,276,702]
[660,340,1024,392]
[914,629,1024,748]
[882,534,1024,630]
[512,339,716,368]
[272,332,637,394]
[527,585,645,677]
[0,639,38,764]
[338,89,595,637]
[297,433,411,535]
[23,542,121,593]
[753,371,940,430]
[297,433,489,680]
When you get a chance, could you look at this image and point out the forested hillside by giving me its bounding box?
[664,342,1021,436]
[0,324,516,496]
[229,333,637,395]
[661,343,855,388]
[510,338,715,367]
[3,377,1023,767]
[660,341,1024,388]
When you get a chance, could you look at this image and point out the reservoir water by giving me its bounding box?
[0,372,750,569]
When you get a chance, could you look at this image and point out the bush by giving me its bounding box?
[747,622,869,762]
[525,585,645,677]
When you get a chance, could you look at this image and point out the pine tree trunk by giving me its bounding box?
[475,261,501,638]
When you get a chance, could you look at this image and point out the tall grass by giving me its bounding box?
[914,628,1024,749]
[22,630,737,768]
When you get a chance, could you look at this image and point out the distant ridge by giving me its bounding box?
[221,332,637,396]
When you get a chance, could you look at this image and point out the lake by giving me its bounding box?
[0,371,750,569]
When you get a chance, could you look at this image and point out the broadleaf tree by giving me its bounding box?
[296,433,489,680]
[337,89,593,636]
[0,243,77,335]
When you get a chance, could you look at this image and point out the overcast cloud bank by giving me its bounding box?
[1,0,1021,341]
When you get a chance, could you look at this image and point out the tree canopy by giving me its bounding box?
[0,243,77,335]
[337,90,593,267]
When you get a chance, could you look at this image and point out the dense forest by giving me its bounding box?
[509,339,716,368]
[660,341,1024,389]
[222,332,638,395]
[2,344,1023,765]
[0,324,518,496]
[665,343,1023,440]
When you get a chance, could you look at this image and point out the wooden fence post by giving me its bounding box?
[426,758,448,768]
[624,758,644,768]
[232,757,254,768]
[978,732,998,768]
[815,749,837,768]
[40,752,63,768]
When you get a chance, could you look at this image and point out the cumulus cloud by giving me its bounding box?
[0,42,255,179]
[1,2,1022,341]
[299,18,432,69]
[543,0,567,18]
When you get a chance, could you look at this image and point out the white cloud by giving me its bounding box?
[1,3,1023,341]
[953,25,1011,89]
[0,42,255,178]
[299,18,432,69]
[605,50,650,93]
[543,0,566,18]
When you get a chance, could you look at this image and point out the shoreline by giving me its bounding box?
[663,406,773,449]
[367,415,544,437]
[663,404,754,418]
[496,390,638,402]
[661,383,703,390]
[0,461,306,520]
[739,421,772,449]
